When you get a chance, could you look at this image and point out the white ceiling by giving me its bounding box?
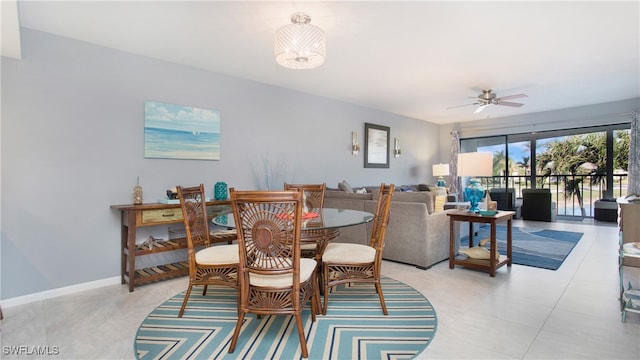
[4,1,640,124]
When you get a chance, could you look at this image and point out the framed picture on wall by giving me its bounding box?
[144,101,221,160]
[364,123,390,168]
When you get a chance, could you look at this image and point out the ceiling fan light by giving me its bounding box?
[474,104,489,114]
[275,12,326,70]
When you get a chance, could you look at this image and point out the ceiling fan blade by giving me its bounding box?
[497,93,527,101]
[474,104,489,114]
[446,103,479,110]
[496,101,524,107]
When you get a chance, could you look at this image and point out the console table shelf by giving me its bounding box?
[125,237,189,257]
[111,200,232,292]
[129,261,190,286]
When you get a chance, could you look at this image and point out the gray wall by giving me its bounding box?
[3,29,636,301]
[0,29,442,300]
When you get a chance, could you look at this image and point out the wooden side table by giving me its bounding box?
[448,210,515,277]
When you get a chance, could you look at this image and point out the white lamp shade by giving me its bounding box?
[432,163,450,177]
[457,152,493,177]
[274,13,326,70]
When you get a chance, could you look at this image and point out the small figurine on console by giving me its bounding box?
[167,187,179,199]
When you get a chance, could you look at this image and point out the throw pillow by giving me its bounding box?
[355,187,367,194]
[338,180,354,193]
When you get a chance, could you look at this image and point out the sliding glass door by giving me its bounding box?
[460,123,630,218]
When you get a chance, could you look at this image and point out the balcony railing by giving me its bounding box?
[475,174,628,218]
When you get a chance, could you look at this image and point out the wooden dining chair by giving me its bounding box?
[284,182,326,210]
[176,184,239,318]
[228,188,320,358]
[283,183,337,258]
[284,182,339,299]
[321,182,394,315]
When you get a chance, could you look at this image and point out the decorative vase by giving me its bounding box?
[464,178,484,213]
[214,182,228,200]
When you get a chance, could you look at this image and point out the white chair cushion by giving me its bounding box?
[323,243,376,263]
[300,243,317,250]
[249,258,317,287]
[195,244,239,265]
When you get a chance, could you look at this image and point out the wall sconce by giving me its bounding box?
[394,138,402,158]
[352,131,360,156]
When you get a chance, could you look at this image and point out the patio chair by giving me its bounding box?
[489,188,522,219]
[521,188,557,222]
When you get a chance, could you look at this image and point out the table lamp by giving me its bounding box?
[432,163,449,188]
[457,152,493,213]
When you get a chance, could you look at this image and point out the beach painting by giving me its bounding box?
[144,101,221,160]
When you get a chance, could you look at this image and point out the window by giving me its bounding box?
[460,124,630,218]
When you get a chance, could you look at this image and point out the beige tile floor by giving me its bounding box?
[1,219,639,359]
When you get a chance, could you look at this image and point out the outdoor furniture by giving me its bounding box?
[176,184,239,318]
[521,188,557,222]
[594,198,618,222]
[489,188,522,219]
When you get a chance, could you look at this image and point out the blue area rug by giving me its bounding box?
[460,225,583,270]
[135,276,437,359]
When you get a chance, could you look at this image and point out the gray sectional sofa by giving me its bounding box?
[323,184,457,269]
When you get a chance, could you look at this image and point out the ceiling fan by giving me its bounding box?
[448,89,528,114]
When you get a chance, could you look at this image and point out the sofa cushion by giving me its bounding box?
[399,185,420,192]
[371,188,435,214]
[325,190,373,200]
[364,185,381,193]
[418,184,431,191]
[338,180,354,193]
[427,185,439,193]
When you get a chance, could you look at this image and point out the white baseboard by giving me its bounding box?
[1,276,121,308]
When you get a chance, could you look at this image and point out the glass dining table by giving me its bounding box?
[213,208,374,230]
[212,207,374,258]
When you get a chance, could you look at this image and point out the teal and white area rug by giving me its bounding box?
[461,225,584,270]
[135,276,437,360]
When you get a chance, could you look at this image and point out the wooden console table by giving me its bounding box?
[448,210,514,277]
[111,201,232,292]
